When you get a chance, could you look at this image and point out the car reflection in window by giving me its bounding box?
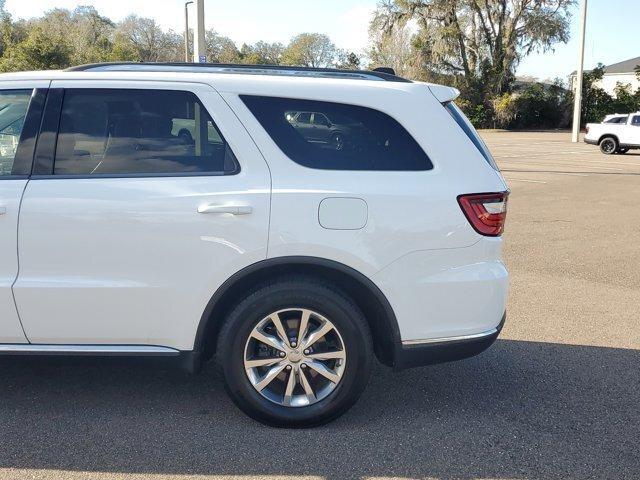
[285,110,372,152]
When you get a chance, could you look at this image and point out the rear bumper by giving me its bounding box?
[584,138,598,145]
[393,312,505,370]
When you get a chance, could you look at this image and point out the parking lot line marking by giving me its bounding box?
[503,178,548,184]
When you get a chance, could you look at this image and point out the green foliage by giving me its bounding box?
[0,25,72,71]
[237,41,284,65]
[0,8,361,73]
[337,52,361,70]
[510,81,572,129]
[205,30,240,63]
[611,83,640,116]
[577,64,640,125]
[281,33,340,68]
[580,65,612,125]
[373,0,575,127]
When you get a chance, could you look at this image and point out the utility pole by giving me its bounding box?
[193,0,206,63]
[571,0,588,143]
[184,1,193,62]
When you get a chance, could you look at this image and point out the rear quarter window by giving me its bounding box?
[444,102,499,170]
[241,95,432,171]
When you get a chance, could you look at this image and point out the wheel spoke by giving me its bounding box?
[301,321,334,350]
[307,350,345,361]
[269,312,289,345]
[298,366,316,402]
[297,309,311,344]
[283,367,297,406]
[245,357,283,369]
[254,363,287,391]
[251,329,286,352]
[306,359,341,384]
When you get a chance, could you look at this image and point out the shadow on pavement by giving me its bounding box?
[0,339,637,479]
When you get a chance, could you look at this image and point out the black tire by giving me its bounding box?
[599,136,618,155]
[217,276,373,428]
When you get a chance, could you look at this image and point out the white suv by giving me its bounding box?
[0,63,509,427]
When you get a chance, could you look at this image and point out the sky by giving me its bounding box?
[4,0,639,82]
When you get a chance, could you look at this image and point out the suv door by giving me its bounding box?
[628,115,640,145]
[0,83,47,343]
[13,81,271,349]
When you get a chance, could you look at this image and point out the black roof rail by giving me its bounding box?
[64,62,412,83]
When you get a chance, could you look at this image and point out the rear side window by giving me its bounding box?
[0,90,32,176]
[54,89,239,176]
[632,116,640,126]
[241,95,432,171]
[604,116,628,124]
[444,102,498,170]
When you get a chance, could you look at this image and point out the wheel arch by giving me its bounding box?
[195,256,401,367]
[598,134,619,145]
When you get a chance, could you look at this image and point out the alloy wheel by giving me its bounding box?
[601,139,616,154]
[243,308,347,407]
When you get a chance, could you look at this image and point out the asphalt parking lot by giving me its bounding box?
[0,131,638,480]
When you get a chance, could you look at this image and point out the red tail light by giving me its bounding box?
[458,192,509,237]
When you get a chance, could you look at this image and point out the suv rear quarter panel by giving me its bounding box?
[220,77,508,341]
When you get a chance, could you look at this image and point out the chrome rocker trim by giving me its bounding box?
[0,344,180,356]
[401,327,499,346]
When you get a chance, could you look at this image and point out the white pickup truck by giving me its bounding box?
[584,112,640,154]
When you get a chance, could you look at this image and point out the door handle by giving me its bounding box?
[197,204,252,215]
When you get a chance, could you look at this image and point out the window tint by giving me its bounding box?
[605,116,628,124]
[242,96,432,171]
[632,116,640,126]
[0,90,32,176]
[444,101,498,170]
[54,89,239,176]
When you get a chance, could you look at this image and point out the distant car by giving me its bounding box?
[585,112,640,154]
[285,110,370,150]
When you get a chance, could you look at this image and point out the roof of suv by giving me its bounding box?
[0,62,461,103]
[65,62,413,83]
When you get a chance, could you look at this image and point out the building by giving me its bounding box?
[570,56,640,95]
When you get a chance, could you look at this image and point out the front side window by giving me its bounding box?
[54,89,239,176]
[242,95,432,171]
[0,90,32,176]
[632,116,640,126]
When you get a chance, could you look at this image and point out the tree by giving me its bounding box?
[579,64,614,125]
[368,21,421,78]
[115,15,180,62]
[281,33,339,68]
[35,7,114,65]
[205,30,240,63]
[373,0,575,125]
[336,51,361,70]
[0,16,27,60]
[243,41,284,65]
[0,25,72,71]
